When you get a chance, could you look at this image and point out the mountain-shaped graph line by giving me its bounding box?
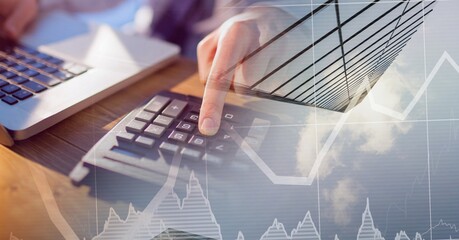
[227,51,458,186]
[422,219,459,237]
[94,152,184,240]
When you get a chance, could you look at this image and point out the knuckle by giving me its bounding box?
[207,71,232,90]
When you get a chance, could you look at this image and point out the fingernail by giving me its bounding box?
[201,118,218,135]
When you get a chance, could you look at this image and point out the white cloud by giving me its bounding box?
[323,178,361,226]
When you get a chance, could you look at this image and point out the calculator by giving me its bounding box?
[69,91,285,186]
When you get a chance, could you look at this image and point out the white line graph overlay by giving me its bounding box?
[234,51,459,186]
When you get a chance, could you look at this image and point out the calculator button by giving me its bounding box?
[144,95,170,113]
[202,153,223,166]
[153,115,174,127]
[159,142,180,154]
[247,118,271,138]
[135,136,155,148]
[222,109,242,123]
[219,133,232,142]
[125,119,147,133]
[144,124,166,138]
[168,130,189,143]
[188,135,206,147]
[135,111,155,122]
[116,132,136,142]
[184,112,199,123]
[180,148,202,160]
[210,142,236,154]
[176,121,195,133]
[162,99,187,118]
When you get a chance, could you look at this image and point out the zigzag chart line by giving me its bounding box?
[237,51,459,186]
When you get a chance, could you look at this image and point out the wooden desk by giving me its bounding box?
[0,58,204,239]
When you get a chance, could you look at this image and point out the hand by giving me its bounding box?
[0,0,38,40]
[197,5,306,135]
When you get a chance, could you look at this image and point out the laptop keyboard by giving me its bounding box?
[71,91,275,184]
[0,43,89,106]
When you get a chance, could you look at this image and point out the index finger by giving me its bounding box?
[198,22,250,136]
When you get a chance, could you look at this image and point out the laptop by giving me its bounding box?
[0,11,179,146]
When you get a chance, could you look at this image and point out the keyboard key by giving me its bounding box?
[31,62,46,69]
[135,111,155,122]
[153,115,174,127]
[53,70,73,80]
[11,76,28,84]
[36,53,51,60]
[0,79,8,87]
[0,66,6,73]
[162,99,187,118]
[144,95,170,113]
[116,132,136,143]
[42,66,58,74]
[47,57,64,65]
[188,135,207,147]
[180,148,202,160]
[23,81,47,93]
[23,69,39,77]
[135,136,155,148]
[159,142,180,154]
[125,119,147,133]
[1,59,16,67]
[0,92,4,98]
[12,64,27,72]
[184,112,199,123]
[176,121,195,133]
[1,71,16,79]
[11,52,25,60]
[18,46,38,55]
[33,74,61,86]
[66,64,88,75]
[13,90,33,100]
[168,130,189,143]
[2,96,18,105]
[22,57,36,64]
[144,124,166,138]
[2,84,20,94]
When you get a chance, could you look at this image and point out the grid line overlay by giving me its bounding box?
[233,0,436,112]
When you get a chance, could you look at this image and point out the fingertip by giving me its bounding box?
[199,117,219,136]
